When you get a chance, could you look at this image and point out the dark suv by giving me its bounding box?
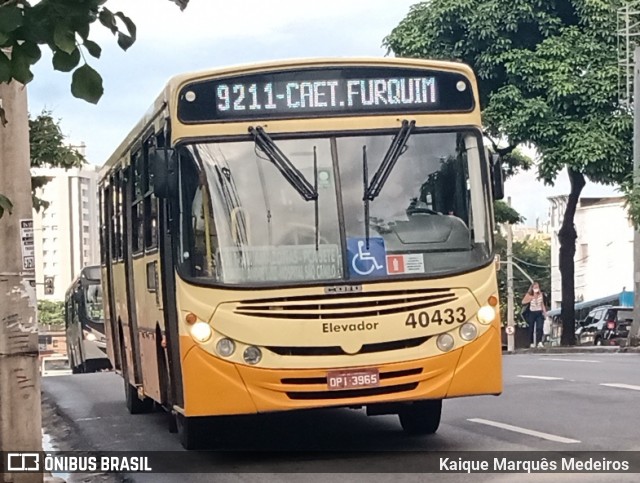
[576,306,634,346]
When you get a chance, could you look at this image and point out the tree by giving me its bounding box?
[0,0,190,212]
[494,200,524,225]
[385,0,632,345]
[30,110,86,211]
[37,300,65,328]
[0,0,189,105]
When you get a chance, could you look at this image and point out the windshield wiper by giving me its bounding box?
[362,119,415,249]
[363,119,415,202]
[249,126,318,201]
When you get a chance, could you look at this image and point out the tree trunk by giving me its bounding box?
[558,169,586,346]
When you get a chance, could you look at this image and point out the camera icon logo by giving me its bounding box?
[7,453,40,472]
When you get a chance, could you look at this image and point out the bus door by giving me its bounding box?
[129,138,165,402]
[118,165,144,386]
[101,185,121,369]
[108,169,140,381]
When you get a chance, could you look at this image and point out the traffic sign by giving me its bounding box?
[505,325,515,335]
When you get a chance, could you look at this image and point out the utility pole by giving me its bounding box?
[0,81,42,483]
[617,4,640,345]
[506,197,515,352]
[631,47,640,345]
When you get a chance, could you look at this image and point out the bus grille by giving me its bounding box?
[234,288,457,319]
[286,383,419,400]
[283,368,422,400]
[282,368,422,385]
[267,336,429,356]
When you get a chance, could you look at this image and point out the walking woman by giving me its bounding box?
[522,281,547,348]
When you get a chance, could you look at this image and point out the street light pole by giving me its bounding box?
[0,81,42,482]
[506,197,515,352]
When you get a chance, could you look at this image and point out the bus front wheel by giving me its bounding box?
[398,399,442,435]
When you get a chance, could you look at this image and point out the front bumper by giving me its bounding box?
[179,325,502,417]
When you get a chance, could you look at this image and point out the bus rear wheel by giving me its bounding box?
[398,399,442,435]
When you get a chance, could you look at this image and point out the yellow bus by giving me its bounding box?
[98,58,504,449]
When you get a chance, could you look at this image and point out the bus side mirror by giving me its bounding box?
[149,147,177,199]
[491,153,505,201]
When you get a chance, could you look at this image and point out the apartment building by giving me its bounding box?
[548,196,634,309]
[32,161,101,301]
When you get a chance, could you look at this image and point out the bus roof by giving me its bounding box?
[100,57,478,180]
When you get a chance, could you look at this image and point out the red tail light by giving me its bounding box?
[606,321,616,330]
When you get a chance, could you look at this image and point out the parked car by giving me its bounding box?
[575,305,633,346]
[41,355,72,377]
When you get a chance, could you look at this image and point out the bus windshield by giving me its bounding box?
[177,129,492,285]
[84,283,104,322]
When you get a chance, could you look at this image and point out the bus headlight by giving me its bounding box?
[477,305,496,325]
[459,322,478,341]
[216,338,236,357]
[243,346,262,365]
[436,333,455,352]
[85,332,97,342]
[190,321,213,343]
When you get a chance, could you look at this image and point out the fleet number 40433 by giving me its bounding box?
[405,308,466,328]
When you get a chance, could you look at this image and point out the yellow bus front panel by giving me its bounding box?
[176,263,502,417]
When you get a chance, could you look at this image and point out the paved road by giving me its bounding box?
[42,353,640,482]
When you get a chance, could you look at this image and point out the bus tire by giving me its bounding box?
[176,414,206,450]
[398,399,442,435]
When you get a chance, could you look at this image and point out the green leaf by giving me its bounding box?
[71,64,104,104]
[0,6,24,33]
[52,48,81,72]
[98,8,117,34]
[83,39,102,59]
[16,41,41,63]
[117,32,134,51]
[10,49,34,84]
[114,12,137,40]
[53,24,77,54]
[0,50,10,83]
[76,23,90,41]
[0,193,14,219]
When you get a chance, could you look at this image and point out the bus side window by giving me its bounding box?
[180,153,218,279]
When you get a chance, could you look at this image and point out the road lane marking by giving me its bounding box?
[468,418,580,444]
[600,383,640,391]
[541,358,600,363]
[518,375,564,381]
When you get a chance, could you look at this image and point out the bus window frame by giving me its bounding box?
[132,149,146,255]
[170,125,495,290]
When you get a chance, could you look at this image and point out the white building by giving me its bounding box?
[32,162,101,301]
[548,196,633,310]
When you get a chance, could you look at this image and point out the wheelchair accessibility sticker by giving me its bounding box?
[347,237,387,278]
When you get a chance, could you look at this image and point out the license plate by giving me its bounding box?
[326,368,380,390]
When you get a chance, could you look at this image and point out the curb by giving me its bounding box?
[44,477,66,483]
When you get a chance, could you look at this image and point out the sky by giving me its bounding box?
[26,0,619,225]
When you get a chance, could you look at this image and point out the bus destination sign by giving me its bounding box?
[178,67,474,122]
